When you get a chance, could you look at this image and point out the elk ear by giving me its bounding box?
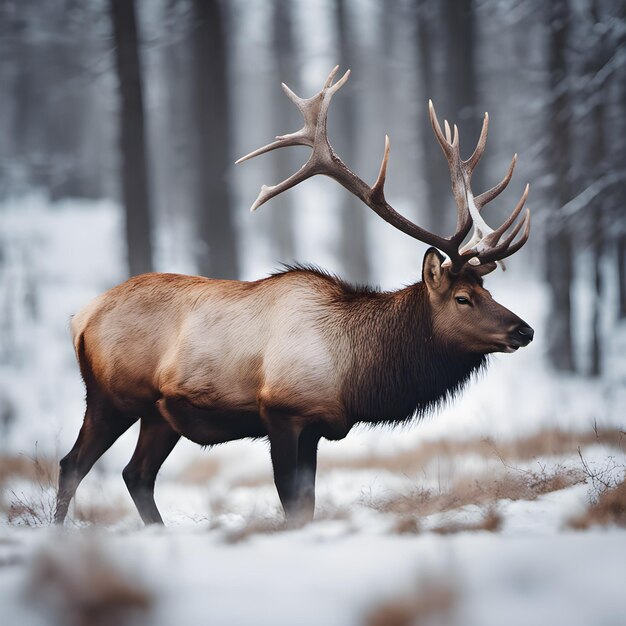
[422,247,447,292]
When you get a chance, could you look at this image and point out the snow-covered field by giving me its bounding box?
[1,197,625,625]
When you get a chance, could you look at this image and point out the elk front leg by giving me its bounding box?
[296,428,320,521]
[266,418,320,524]
[267,423,301,523]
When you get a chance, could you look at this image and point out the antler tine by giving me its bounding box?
[475,209,530,266]
[460,180,530,271]
[371,135,391,198]
[235,134,310,165]
[474,154,517,208]
[480,183,529,248]
[323,65,340,88]
[464,112,489,172]
[429,101,474,256]
[249,163,317,212]
[236,66,351,210]
[428,100,454,158]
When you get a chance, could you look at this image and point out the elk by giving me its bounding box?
[55,67,533,526]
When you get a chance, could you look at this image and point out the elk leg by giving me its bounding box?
[295,428,320,522]
[122,418,180,525]
[267,424,302,523]
[55,397,136,524]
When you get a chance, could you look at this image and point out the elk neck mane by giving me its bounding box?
[275,265,487,426]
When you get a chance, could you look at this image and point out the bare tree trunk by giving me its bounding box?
[110,0,153,276]
[619,237,626,319]
[161,0,196,271]
[545,0,575,372]
[440,0,483,191]
[334,0,370,285]
[191,0,239,279]
[270,0,296,264]
[587,0,610,376]
[590,103,605,376]
[414,0,481,236]
[414,0,449,236]
[614,4,626,319]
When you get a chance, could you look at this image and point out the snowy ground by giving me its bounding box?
[1,197,625,625]
[1,433,625,626]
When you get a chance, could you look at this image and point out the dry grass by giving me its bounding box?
[392,516,422,535]
[370,465,585,519]
[5,451,59,526]
[174,426,623,501]
[1,451,129,527]
[74,501,131,526]
[569,477,626,529]
[432,508,502,535]
[364,579,456,626]
[7,493,56,526]
[26,536,152,626]
[229,471,274,489]
[0,451,57,487]
[320,427,624,476]
[176,457,221,485]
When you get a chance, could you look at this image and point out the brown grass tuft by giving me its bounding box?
[364,579,456,626]
[370,465,585,518]
[392,516,422,535]
[74,501,131,526]
[569,477,626,529]
[26,536,152,626]
[176,457,221,485]
[432,508,502,535]
[0,452,58,486]
[8,495,56,526]
[2,450,58,525]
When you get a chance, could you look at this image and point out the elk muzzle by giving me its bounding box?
[505,322,534,352]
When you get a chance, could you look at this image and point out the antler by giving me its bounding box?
[237,66,531,274]
[428,102,530,272]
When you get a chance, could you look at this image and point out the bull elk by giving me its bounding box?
[55,67,533,526]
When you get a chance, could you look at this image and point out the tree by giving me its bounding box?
[333,0,370,284]
[110,0,154,276]
[414,0,482,237]
[270,0,297,264]
[545,0,575,371]
[585,0,612,376]
[414,0,449,236]
[613,3,626,320]
[190,0,239,279]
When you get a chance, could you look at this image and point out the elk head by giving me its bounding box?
[237,66,534,355]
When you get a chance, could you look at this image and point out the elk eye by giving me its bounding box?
[455,296,471,305]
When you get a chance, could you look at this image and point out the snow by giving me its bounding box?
[1,196,625,625]
[1,507,625,626]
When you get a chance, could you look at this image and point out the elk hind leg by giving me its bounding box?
[122,417,180,525]
[55,397,136,524]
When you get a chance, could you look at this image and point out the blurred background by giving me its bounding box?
[0,0,625,457]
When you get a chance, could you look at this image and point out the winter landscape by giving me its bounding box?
[1,1,625,625]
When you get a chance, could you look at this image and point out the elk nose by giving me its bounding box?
[516,324,534,343]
